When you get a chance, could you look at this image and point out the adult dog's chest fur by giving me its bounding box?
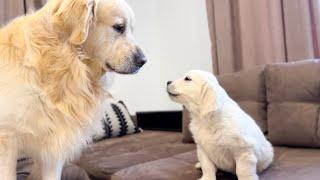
[189,119,236,173]
[0,54,103,159]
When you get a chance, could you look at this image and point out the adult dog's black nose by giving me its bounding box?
[167,81,172,85]
[133,47,147,67]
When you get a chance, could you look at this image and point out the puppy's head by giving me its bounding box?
[51,0,146,74]
[167,70,223,114]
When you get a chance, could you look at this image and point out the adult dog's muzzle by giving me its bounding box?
[133,47,147,68]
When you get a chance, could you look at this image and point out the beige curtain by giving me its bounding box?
[25,0,46,12]
[206,0,320,74]
[0,0,46,26]
[0,0,25,26]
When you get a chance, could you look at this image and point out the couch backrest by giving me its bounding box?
[266,59,320,147]
[218,66,268,133]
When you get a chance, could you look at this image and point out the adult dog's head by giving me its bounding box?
[167,70,226,115]
[50,0,146,74]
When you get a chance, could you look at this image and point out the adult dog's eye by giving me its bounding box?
[113,24,126,34]
[184,76,192,81]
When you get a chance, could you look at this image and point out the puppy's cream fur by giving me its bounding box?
[167,70,273,180]
[0,0,144,179]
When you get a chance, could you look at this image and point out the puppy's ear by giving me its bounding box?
[200,83,219,116]
[52,0,95,45]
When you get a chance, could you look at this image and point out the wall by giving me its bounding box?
[109,0,212,114]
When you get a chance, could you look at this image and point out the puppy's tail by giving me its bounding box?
[257,141,274,172]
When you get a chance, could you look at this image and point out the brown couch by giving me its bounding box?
[19,60,320,179]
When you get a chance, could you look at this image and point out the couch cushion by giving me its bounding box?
[266,60,320,147]
[112,151,236,180]
[111,151,200,180]
[219,66,268,132]
[17,158,90,180]
[182,67,267,143]
[260,147,320,180]
[268,102,320,147]
[112,147,320,180]
[219,66,266,102]
[78,131,195,179]
[237,101,267,133]
[93,99,142,141]
[266,60,320,102]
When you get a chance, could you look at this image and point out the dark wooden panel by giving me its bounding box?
[0,0,25,26]
[136,111,182,132]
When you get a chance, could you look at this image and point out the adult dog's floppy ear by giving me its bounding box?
[52,0,95,45]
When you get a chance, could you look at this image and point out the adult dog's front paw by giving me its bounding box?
[195,162,201,169]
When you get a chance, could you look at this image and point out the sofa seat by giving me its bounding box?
[78,131,195,179]
[111,151,200,180]
[260,147,320,180]
[17,159,90,180]
[112,147,320,180]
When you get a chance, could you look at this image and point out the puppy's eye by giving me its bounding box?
[184,76,192,81]
[113,24,126,34]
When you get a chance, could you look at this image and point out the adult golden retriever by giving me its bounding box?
[0,0,146,179]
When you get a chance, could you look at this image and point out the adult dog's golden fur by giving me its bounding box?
[0,0,145,179]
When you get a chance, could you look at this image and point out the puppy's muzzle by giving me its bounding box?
[166,81,179,97]
[133,47,147,68]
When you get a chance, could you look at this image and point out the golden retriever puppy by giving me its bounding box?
[0,0,146,179]
[167,70,273,180]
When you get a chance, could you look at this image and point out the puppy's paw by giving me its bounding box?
[198,176,215,180]
[195,162,201,169]
[238,174,259,180]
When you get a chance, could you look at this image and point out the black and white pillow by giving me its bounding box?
[93,99,142,141]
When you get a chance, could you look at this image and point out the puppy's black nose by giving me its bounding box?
[133,47,147,68]
[167,81,172,85]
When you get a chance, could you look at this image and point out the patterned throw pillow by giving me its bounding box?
[93,99,142,141]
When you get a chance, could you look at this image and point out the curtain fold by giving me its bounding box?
[25,0,46,12]
[0,0,46,26]
[282,0,320,61]
[206,0,320,74]
[206,0,219,74]
[0,0,25,26]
